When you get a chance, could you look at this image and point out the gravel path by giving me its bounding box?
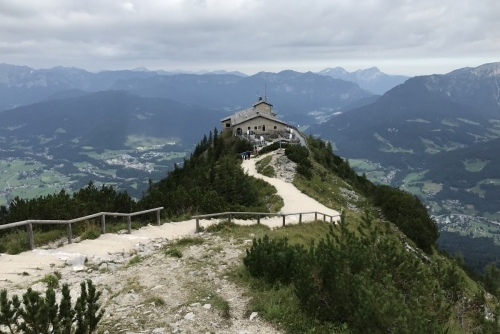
[1,153,339,286]
[0,153,340,333]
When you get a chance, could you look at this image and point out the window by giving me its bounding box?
[274,126,277,129]
[254,126,257,130]
[225,123,231,128]
[258,126,262,129]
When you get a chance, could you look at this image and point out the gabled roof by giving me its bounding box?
[220,107,288,126]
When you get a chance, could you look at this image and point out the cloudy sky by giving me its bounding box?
[1,0,499,76]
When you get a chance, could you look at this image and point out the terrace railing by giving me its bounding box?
[0,207,163,250]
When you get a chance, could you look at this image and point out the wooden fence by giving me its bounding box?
[0,207,163,250]
[191,211,341,232]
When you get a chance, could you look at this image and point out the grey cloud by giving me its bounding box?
[0,0,498,74]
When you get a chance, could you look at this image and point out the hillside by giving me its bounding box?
[2,133,498,333]
[0,91,222,203]
[309,62,500,269]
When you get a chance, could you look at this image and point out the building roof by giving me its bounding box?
[253,99,273,108]
[220,107,288,126]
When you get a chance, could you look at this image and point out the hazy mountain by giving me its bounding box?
[318,66,409,94]
[0,90,221,151]
[0,64,373,127]
[311,62,500,165]
[110,70,375,125]
[0,64,158,111]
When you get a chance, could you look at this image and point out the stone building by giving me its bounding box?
[220,98,289,137]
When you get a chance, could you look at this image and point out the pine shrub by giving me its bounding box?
[0,279,104,334]
[243,235,305,285]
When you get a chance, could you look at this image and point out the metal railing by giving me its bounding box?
[0,207,163,250]
[192,211,340,232]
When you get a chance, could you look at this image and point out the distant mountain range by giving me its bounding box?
[317,67,409,95]
[0,63,408,114]
[310,62,500,243]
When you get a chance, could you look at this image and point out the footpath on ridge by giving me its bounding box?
[0,152,340,287]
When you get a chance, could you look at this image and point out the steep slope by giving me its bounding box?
[311,63,500,167]
[309,62,500,272]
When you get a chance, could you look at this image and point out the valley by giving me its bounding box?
[349,155,500,245]
[0,138,188,206]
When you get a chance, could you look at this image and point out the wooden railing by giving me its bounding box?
[0,207,163,250]
[192,211,340,232]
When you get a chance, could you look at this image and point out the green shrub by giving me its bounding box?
[34,228,67,247]
[205,221,238,233]
[285,145,312,179]
[243,235,305,285]
[127,255,143,266]
[256,156,275,177]
[144,296,165,306]
[0,279,104,333]
[41,273,60,289]
[1,229,29,254]
[243,217,454,333]
[78,222,101,241]
[175,237,204,247]
[164,247,183,258]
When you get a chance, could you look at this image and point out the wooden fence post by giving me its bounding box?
[323,214,326,221]
[257,214,260,224]
[156,209,161,226]
[282,215,286,227]
[315,212,318,220]
[196,218,200,232]
[101,215,106,234]
[228,213,232,224]
[299,213,302,224]
[127,216,132,234]
[26,223,34,250]
[67,223,73,244]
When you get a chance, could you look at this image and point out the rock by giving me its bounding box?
[203,303,212,309]
[250,312,258,321]
[184,312,195,320]
[152,328,166,333]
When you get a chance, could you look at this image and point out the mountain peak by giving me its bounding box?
[318,67,349,76]
[473,62,500,76]
[318,66,408,94]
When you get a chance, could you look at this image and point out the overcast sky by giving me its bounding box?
[1,0,499,76]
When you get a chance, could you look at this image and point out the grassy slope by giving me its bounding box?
[226,145,497,333]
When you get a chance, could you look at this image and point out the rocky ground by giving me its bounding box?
[1,152,340,334]
[3,230,284,334]
[269,152,297,183]
[1,153,301,334]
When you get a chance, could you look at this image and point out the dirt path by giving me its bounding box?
[0,154,339,286]
[242,152,340,220]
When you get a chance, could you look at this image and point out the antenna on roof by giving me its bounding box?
[264,84,267,101]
